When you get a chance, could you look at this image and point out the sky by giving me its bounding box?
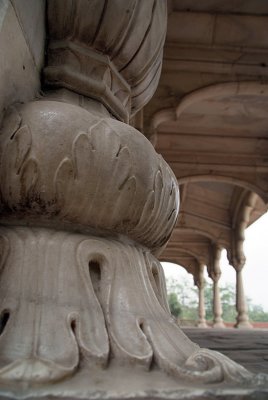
[162,212,268,311]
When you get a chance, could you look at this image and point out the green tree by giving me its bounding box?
[166,276,268,324]
[166,277,197,308]
[204,282,213,321]
[248,303,268,322]
[166,277,198,320]
[203,282,236,322]
[168,293,182,317]
[221,284,236,322]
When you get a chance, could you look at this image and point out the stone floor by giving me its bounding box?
[1,329,268,399]
[183,328,268,375]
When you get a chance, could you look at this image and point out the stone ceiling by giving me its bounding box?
[141,0,268,281]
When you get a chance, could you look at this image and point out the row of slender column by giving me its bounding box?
[197,261,252,329]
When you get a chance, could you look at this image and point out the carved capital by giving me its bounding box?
[229,191,258,272]
[207,244,222,282]
[194,263,205,289]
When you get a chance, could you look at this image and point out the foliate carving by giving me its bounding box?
[54,119,137,233]
[0,227,109,383]
[0,101,179,253]
[0,122,40,209]
[134,159,178,251]
[0,226,264,387]
[45,0,167,120]
[45,44,131,122]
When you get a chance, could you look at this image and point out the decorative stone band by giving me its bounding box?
[0,100,178,254]
[44,42,131,123]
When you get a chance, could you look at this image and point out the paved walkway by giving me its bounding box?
[183,328,268,374]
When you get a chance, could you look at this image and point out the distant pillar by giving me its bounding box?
[234,264,253,329]
[208,245,225,328]
[212,275,225,328]
[228,192,257,328]
[196,264,208,328]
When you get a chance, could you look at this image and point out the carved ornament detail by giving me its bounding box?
[0,226,261,386]
[0,101,178,253]
[45,0,167,121]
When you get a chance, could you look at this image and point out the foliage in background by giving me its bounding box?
[167,293,182,317]
[203,282,237,322]
[166,277,268,322]
[166,277,198,321]
[248,302,268,322]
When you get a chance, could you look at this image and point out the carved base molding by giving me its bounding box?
[0,225,267,398]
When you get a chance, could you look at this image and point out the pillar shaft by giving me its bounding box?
[212,278,225,328]
[198,284,207,328]
[235,268,252,329]
[196,264,207,328]
[208,245,225,328]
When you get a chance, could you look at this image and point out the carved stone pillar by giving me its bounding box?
[228,192,254,329]
[212,276,225,329]
[195,264,208,328]
[0,1,264,397]
[208,245,225,328]
[234,263,253,329]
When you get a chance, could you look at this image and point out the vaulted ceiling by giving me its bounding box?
[140,0,268,281]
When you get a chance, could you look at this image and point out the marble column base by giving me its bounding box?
[213,321,226,329]
[0,225,266,395]
[235,321,253,329]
